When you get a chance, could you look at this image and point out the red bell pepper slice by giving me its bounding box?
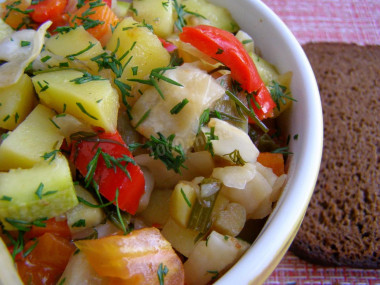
[159,38,177,52]
[70,131,145,215]
[179,25,276,120]
[28,0,68,24]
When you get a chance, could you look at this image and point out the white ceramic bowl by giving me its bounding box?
[208,0,324,284]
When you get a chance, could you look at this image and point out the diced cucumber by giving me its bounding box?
[114,1,131,18]
[182,0,239,33]
[0,154,78,230]
[250,52,280,85]
[211,202,246,237]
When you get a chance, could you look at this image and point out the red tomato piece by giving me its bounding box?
[71,131,145,215]
[75,228,184,284]
[15,233,75,285]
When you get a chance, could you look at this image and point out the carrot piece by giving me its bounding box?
[71,0,118,46]
[2,0,37,30]
[257,152,285,176]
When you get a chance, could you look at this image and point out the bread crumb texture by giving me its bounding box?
[290,43,380,269]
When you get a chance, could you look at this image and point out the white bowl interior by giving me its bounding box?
[207,0,324,284]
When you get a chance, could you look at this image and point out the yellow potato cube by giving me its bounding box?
[106,17,170,86]
[0,74,36,130]
[45,26,104,61]
[0,104,63,171]
[132,0,174,37]
[170,182,197,228]
[32,70,119,132]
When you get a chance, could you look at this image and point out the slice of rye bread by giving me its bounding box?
[290,43,380,268]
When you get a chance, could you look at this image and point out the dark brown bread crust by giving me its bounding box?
[290,43,380,268]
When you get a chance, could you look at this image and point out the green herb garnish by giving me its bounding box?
[76,102,98,120]
[269,80,296,111]
[72,219,86,227]
[128,66,183,99]
[204,126,218,156]
[225,90,268,133]
[170,98,189,115]
[223,149,246,166]
[157,263,169,285]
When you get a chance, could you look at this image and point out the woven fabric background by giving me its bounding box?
[261,0,380,45]
[260,0,380,284]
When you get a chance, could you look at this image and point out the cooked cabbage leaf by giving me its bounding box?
[0,21,51,88]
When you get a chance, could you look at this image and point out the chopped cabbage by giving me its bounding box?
[0,21,51,88]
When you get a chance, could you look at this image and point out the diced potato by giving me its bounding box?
[221,170,272,218]
[0,104,63,171]
[184,231,250,285]
[211,163,256,190]
[0,154,78,230]
[131,63,225,151]
[212,202,246,237]
[134,150,214,189]
[0,73,36,130]
[161,217,201,257]
[170,181,197,227]
[204,118,259,163]
[32,70,119,132]
[132,0,174,37]
[66,185,105,234]
[182,0,239,32]
[45,26,104,61]
[106,17,170,90]
[138,189,172,227]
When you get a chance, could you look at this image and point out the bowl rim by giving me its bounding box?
[211,0,324,284]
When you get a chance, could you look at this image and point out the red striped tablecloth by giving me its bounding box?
[260,0,380,284]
